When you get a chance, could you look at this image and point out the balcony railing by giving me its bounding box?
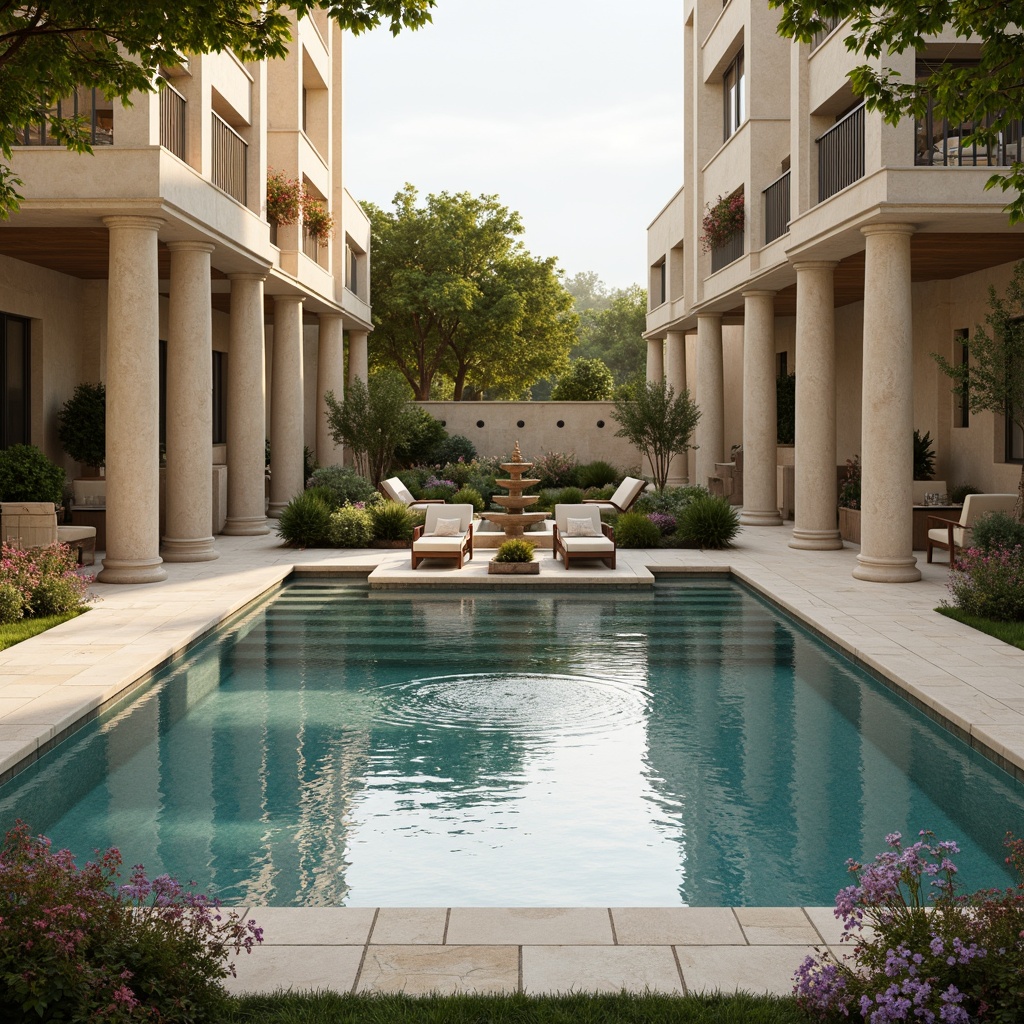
[302,228,319,262]
[915,105,1024,167]
[159,85,186,160]
[710,228,744,273]
[763,171,791,245]
[811,14,843,50]
[211,112,247,205]
[817,103,865,203]
[15,88,113,147]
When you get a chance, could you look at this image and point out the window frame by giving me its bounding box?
[723,49,745,142]
[0,312,31,450]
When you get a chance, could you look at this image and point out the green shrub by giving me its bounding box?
[947,545,1024,621]
[302,484,339,511]
[275,491,332,547]
[0,582,23,625]
[972,510,1024,553]
[328,505,373,547]
[395,408,449,466]
[0,822,260,1024]
[614,512,662,548]
[368,500,416,542]
[494,538,535,562]
[776,372,795,445]
[633,485,708,518]
[950,482,982,505]
[439,460,474,487]
[303,445,317,483]
[677,493,741,548]
[0,445,65,506]
[56,381,106,468]
[307,466,377,507]
[577,460,620,489]
[31,576,84,616]
[0,542,89,618]
[451,486,485,512]
[583,483,616,501]
[432,434,476,465]
[553,486,585,506]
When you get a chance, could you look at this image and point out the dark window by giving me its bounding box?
[659,261,667,305]
[212,351,227,444]
[777,351,788,377]
[723,50,745,141]
[0,313,30,448]
[349,248,359,296]
[954,329,969,428]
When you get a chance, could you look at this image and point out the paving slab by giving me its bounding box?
[446,907,613,945]
[676,944,814,996]
[521,944,684,995]
[224,944,363,995]
[735,907,821,945]
[355,944,519,995]
[250,907,376,945]
[370,907,448,945]
[612,907,744,945]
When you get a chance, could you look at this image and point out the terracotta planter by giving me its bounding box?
[487,560,540,575]
[838,506,861,544]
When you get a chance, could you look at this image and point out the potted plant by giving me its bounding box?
[56,382,105,475]
[838,454,861,543]
[700,191,744,253]
[266,170,301,226]
[302,191,335,245]
[488,537,540,574]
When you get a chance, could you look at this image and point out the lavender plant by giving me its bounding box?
[945,545,1024,621]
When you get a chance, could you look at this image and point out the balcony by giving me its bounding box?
[915,106,1024,167]
[710,228,744,273]
[15,88,113,147]
[817,103,865,203]
[302,228,319,262]
[811,14,843,50]
[763,171,791,245]
[159,85,186,160]
[211,113,247,205]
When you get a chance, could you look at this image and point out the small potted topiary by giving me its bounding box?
[56,381,105,476]
[488,537,540,575]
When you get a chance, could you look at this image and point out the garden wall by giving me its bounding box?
[417,401,644,471]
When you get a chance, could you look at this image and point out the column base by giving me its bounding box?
[739,508,784,527]
[222,515,271,536]
[97,556,168,585]
[160,536,219,562]
[266,502,287,519]
[789,527,843,550]
[852,553,921,583]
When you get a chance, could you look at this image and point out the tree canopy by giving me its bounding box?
[770,0,1024,221]
[564,276,646,386]
[0,0,435,217]
[550,357,615,402]
[366,184,577,400]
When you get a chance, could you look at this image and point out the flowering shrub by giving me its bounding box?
[328,505,373,547]
[0,542,90,623]
[839,455,861,510]
[0,821,261,1022]
[421,476,458,501]
[265,169,301,225]
[534,450,579,490]
[647,512,677,536]
[794,830,1024,1024]
[700,191,744,253]
[302,192,335,244]
[946,544,1024,621]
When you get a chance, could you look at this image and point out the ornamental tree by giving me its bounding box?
[770,0,1024,222]
[0,1,435,218]
[551,357,615,401]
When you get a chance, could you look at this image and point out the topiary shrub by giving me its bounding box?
[614,511,662,548]
[368,500,416,542]
[577,460,620,489]
[307,466,377,507]
[432,434,476,465]
[0,582,23,624]
[494,538,535,562]
[971,510,1024,553]
[451,486,484,512]
[0,445,65,506]
[56,381,106,469]
[677,493,741,548]
[275,491,332,547]
[328,505,373,547]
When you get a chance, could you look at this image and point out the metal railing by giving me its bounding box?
[817,103,865,203]
[763,170,791,244]
[302,228,319,262]
[710,228,744,273]
[811,14,843,50]
[211,112,247,205]
[915,104,1024,167]
[15,88,113,146]
[159,85,186,160]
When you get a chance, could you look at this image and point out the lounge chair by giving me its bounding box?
[1,501,97,565]
[411,503,475,570]
[582,476,647,514]
[381,477,447,512]
[926,493,1017,568]
[552,504,616,570]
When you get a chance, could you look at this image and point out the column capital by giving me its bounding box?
[742,289,776,300]
[791,259,838,272]
[861,222,916,239]
[273,293,304,307]
[166,240,216,254]
[696,311,723,323]
[227,271,268,283]
[102,215,164,233]
[318,311,345,323]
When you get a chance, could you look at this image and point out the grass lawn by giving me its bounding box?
[223,992,804,1024]
[0,609,86,651]
[936,607,1024,651]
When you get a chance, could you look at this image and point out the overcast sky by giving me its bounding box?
[342,0,684,292]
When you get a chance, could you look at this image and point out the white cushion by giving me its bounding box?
[413,536,467,552]
[432,517,463,537]
[566,517,598,537]
[382,477,415,505]
[561,536,614,554]
[554,504,603,535]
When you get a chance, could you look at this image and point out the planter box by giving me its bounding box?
[373,539,410,549]
[838,506,860,544]
[488,560,540,575]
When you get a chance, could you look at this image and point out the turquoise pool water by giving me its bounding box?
[1,581,1022,907]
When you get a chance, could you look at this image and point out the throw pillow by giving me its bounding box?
[566,517,597,537]
[432,517,463,537]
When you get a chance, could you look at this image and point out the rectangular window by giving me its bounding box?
[349,247,359,296]
[776,351,788,377]
[212,351,226,445]
[1,312,31,449]
[723,50,745,141]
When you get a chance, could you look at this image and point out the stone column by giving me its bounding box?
[223,273,270,536]
[695,314,725,490]
[740,290,783,526]
[98,216,167,584]
[854,225,921,582]
[664,330,688,485]
[646,337,664,383]
[790,261,843,550]
[316,313,345,467]
[161,241,217,562]
[347,329,369,389]
[268,294,305,518]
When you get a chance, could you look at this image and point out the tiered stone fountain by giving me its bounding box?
[478,441,551,541]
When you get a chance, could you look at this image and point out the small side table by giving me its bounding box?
[71,506,106,552]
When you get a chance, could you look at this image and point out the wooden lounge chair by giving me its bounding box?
[552,504,616,570]
[381,476,447,512]
[411,503,475,570]
[926,493,1017,568]
[582,476,647,514]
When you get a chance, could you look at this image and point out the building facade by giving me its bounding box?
[0,11,371,582]
[646,3,1024,582]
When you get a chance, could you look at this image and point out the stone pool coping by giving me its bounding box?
[1,527,1022,994]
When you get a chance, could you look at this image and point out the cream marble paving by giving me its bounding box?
[675,944,817,996]
[370,907,448,945]
[355,944,519,995]
[611,907,744,946]
[521,945,684,995]
[224,944,364,995]
[446,907,613,945]
[251,907,376,945]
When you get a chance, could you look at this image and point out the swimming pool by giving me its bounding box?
[1,580,1022,906]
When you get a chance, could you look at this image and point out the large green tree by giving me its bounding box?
[770,0,1024,221]
[564,276,647,386]
[366,184,577,400]
[0,1,434,217]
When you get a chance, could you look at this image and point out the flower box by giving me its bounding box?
[487,560,540,575]
[839,506,861,544]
